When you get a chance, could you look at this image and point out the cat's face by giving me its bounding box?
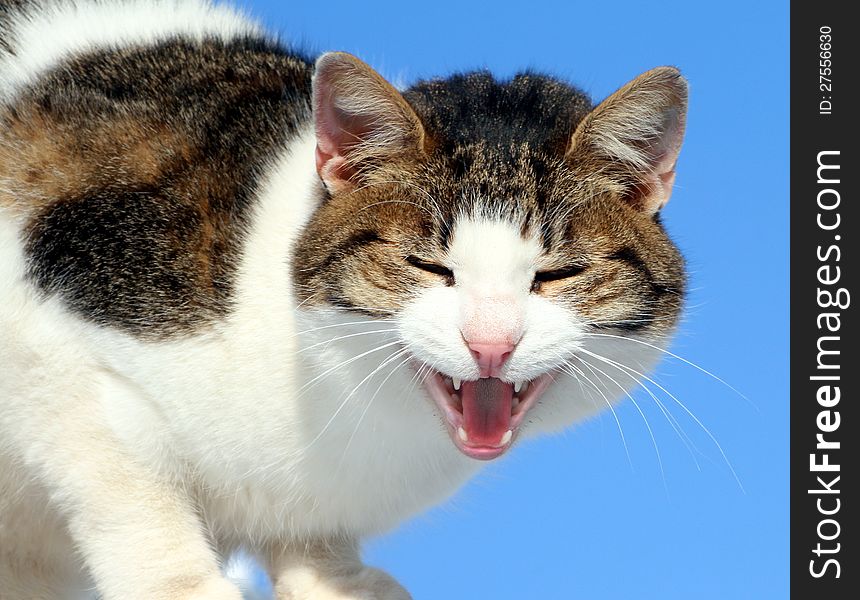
[295,53,686,459]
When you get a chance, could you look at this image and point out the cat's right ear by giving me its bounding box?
[566,67,688,214]
[312,52,427,193]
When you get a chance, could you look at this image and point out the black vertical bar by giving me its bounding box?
[791,1,857,597]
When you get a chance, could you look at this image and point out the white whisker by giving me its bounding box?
[635,379,703,471]
[552,351,631,467]
[584,332,753,409]
[293,319,397,337]
[294,340,402,397]
[336,350,412,469]
[578,347,703,469]
[300,346,407,452]
[296,329,401,354]
[579,348,745,492]
[575,355,667,488]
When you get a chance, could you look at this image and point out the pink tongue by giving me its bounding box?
[460,378,514,445]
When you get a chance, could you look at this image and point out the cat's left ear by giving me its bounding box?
[312,52,427,193]
[566,67,688,214]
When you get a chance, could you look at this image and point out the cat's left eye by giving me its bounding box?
[531,265,587,292]
[406,256,455,284]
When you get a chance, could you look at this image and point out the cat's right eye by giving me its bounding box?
[406,256,455,285]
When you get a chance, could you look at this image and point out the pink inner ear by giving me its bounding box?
[313,94,390,191]
[312,53,427,193]
[314,100,368,186]
[641,109,684,213]
[314,145,353,190]
[313,71,367,191]
[651,168,676,212]
[312,52,427,194]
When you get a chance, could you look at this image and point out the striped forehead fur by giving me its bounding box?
[404,70,593,151]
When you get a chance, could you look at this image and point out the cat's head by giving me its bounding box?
[294,53,687,460]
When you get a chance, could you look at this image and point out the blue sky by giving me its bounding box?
[242,1,789,598]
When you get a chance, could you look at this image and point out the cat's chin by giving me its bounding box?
[421,369,553,460]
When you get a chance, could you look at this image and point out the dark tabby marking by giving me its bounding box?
[2,36,313,336]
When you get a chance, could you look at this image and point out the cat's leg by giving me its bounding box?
[24,399,242,600]
[1,344,242,599]
[0,477,84,599]
[265,539,411,600]
[0,525,94,600]
[0,450,102,600]
[2,406,242,600]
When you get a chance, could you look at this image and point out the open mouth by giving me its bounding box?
[423,370,553,460]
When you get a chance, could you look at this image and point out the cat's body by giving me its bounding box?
[0,2,688,599]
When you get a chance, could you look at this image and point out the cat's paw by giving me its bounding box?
[277,565,411,600]
[328,566,412,600]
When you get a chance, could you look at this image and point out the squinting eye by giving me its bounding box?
[406,256,455,285]
[531,265,587,292]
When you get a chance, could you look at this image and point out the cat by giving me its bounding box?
[0,1,688,598]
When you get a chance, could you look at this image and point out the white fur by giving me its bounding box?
[66,131,479,544]
[401,217,572,383]
[0,3,668,598]
[0,0,261,103]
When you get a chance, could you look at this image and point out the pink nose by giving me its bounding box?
[468,341,515,378]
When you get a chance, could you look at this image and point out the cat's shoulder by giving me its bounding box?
[0,1,317,339]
